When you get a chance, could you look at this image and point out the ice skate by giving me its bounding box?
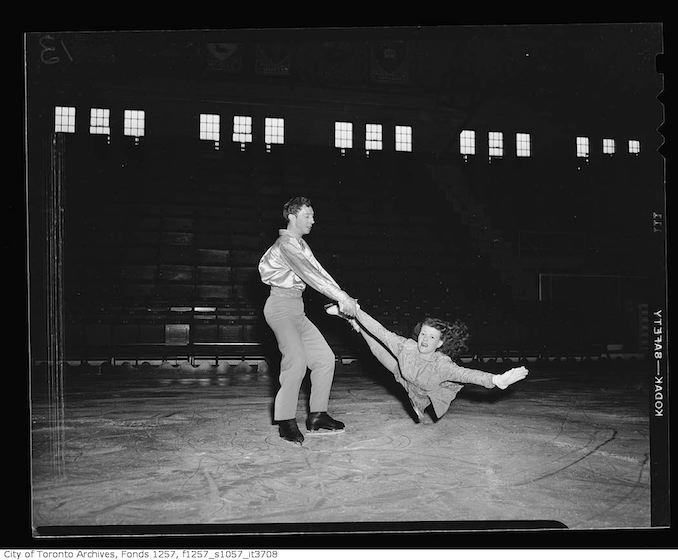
[324,302,361,332]
[278,419,304,445]
[306,411,346,434]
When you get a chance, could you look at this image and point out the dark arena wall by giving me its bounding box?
[34,135,659,365]
[26,24,663,367]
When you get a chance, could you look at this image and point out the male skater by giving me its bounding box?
[258,196,359,445]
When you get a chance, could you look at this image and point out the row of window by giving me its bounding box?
[54,106,642,157]
[460,130,640,157]
[55,106,414,152]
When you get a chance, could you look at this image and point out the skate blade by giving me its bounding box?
[279,437,304,446]
[305,428,345,435]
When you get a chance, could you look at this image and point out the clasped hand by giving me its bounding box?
[338,297,359,317]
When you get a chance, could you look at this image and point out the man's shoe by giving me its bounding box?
[306,411,345,432]
[278,419,304,445]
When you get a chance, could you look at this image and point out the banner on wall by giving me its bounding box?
[205,43,244,73]
[255,43,291,76]
[370,40,411,84]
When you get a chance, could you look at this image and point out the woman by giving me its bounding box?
[325,303,528,423]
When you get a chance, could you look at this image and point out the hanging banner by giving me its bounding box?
[370,40,410,84]
[205,42,244,73]
[255,43,291,76]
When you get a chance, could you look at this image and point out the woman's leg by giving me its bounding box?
[326,303,404,383]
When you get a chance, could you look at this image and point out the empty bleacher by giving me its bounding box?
[56,135,648,366]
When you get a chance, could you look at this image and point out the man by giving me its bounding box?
[258,196,359,445]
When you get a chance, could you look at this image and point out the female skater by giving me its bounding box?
[325,303,528,423]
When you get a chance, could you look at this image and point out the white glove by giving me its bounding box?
[492,366,529,390]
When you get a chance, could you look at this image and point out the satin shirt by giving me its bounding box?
[258,229,349,303]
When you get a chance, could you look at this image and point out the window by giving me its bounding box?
[488,131,504,158]
[265,117,285,146]
[603,138,616,154]
[459,130,475,156]
[233,115,252,147]
[199,114,220,142]
[576,136,590,158]
[123,110,145,138]
[54,106,75,133]
[194,307,216,313]
[628,140,640,154]
[335,122,353,152]
[365,124,383,151]
[395,125,412,152]
[89,108,110,135]
[516,132,531,157]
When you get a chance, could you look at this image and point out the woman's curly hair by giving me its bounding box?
[413,317,470,358]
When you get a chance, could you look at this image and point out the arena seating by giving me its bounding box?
[59,136,647,365]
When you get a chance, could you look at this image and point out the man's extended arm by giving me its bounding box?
[279,239,358,314]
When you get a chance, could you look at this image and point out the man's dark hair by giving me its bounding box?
[283,196,313,221]
[413,317,470,358]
